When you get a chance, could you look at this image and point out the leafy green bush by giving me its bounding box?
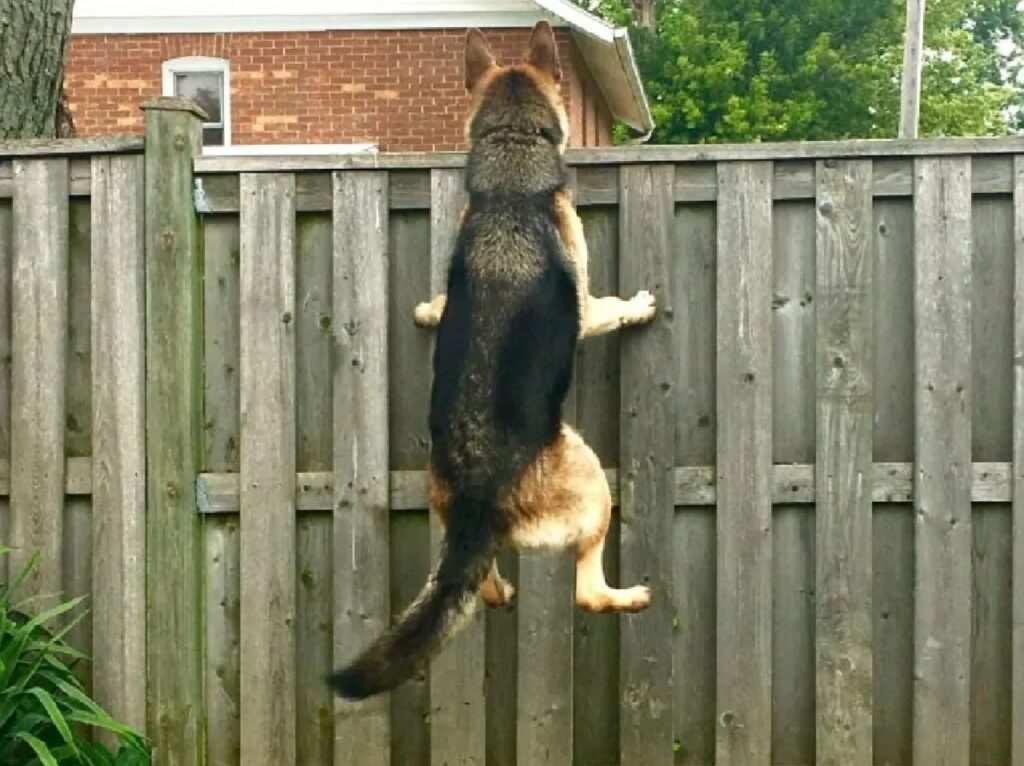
[0,546,151,765]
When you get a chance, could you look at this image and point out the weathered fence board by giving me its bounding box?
[202,214,243,766]
[143,98,205,766]
[913,156,973,766]
[0,198,8,583]
[239,173,298,766]
[89,153,146,735]
[715,161,773,766]
[9,157,68,602]
[771,200,816,766]
[815,159,874,765]
[332,171,391,766]
[618,164,676,766]
[671,202,717,766]
[1013,156,1024,766]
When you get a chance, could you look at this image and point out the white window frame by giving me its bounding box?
[162,56,231,147]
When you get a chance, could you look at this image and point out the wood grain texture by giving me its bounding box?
[332,170,391,766]
[239,173,298,766]
[871,196,915,766]
[0,198,10,580]
[771,201,816,766]
[618,164,676,766]
[201,214,242,766]
[9,157,68,602]
[573,205,621,766]
[913,156,972,766]
[671,202,717,766]
[294,211,336,766]
[814,159,874,765]
[1013,155,1024,766]
[715,161,772,766]
[425,168,486,766]
[969,194,1014,765]
[143,99,204,764]
[89,153,146,735]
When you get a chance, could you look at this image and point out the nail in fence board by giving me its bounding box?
[332,170,391,765]
[715,161,773,766]
[814,159,874,765]
[913,156,972,766]
[427,167,487,766]
[618,164,676,766]
[89,153,146,736]
[9,158,68,602]
[239,173,298,766]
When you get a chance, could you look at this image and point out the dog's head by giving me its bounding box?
[463,22,570,154]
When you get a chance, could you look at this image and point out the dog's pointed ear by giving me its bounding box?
[525,20,561,83]
[465,28,496,91]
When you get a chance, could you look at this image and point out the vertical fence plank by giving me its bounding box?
[333,170,391,766]
[427,167,487,766]
[913,156,972,766]
[0,195,11,580]
[90,153,146,735]
[815,159,874,765]
[1012,155,1024,766]
[574,202,621,766]
[202,213,242,766]
[516,172,576,766]
[9,157,68,601]
[618,164,676,766]
[715,161,773,766]
[770,201,816,766]
[143,97,205,764]
[671,200,717,766]
[295,211,335,766]
[239,173,297,766]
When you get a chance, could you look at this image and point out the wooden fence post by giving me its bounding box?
[143,96,205,765]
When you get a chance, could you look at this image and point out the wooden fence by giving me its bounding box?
[2,98,1024,766]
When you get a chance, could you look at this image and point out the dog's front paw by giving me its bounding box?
[624,290,656,325]
[413,301,439,327]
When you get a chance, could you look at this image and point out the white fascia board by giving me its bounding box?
[72,11,551,34]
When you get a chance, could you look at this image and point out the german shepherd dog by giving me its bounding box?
[328,21,656,700]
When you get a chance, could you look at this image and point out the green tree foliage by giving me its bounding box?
[583,0,1022,142]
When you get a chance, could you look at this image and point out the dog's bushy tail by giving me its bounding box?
[326,494,499,700]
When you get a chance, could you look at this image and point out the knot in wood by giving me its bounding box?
[161,230,175,251]
[172,133,187,151]
[165,481,178,500]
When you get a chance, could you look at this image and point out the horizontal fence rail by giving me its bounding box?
[1,117,1024,766]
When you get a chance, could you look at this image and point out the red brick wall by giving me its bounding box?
[65,28,614,151]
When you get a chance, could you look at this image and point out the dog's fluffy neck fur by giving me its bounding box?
[465,135,568,198]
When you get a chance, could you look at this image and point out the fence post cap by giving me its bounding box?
[141,96,208,121]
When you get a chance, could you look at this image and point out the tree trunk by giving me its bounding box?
[0,0,76,139]
[631,0,656,30]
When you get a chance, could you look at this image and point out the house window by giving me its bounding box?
[162,57,230,146]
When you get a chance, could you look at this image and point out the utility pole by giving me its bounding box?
[899,0,926,138]
[631,0,656,30]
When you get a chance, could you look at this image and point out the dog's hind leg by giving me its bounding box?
[572,470,652,613]
[509,426,652,612]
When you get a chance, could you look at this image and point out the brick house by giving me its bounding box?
[67,0,653,153]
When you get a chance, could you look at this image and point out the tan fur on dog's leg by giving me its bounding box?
[573,483,652,613]
[509,425,652,612]
[581,292,656,338]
